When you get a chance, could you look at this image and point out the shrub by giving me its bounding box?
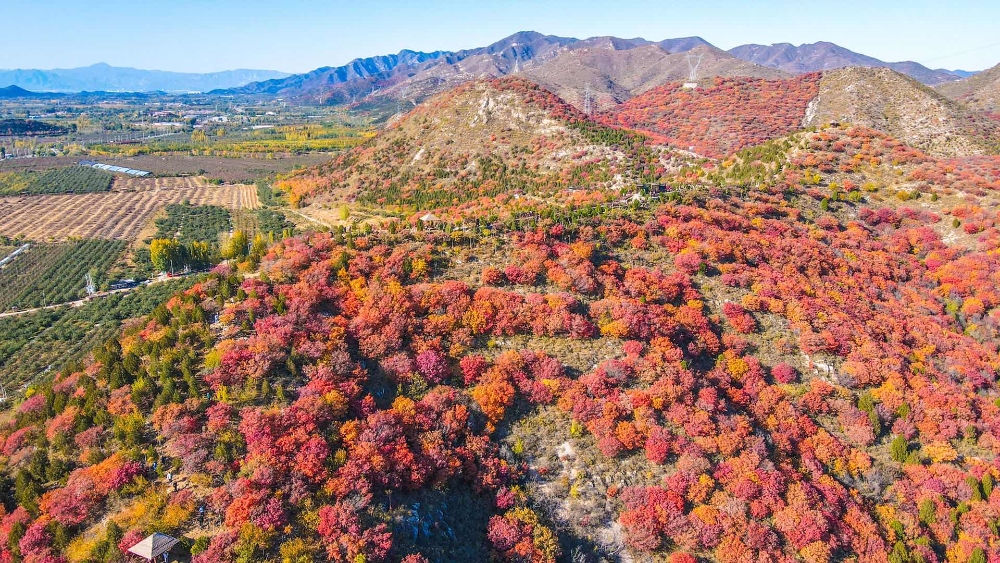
[772,363,797,384]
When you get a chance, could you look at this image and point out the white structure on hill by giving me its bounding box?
[683,51,704,89]
[127,533,179,562]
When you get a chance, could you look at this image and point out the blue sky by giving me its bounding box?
[2,0,999,73]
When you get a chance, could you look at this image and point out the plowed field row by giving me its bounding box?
[0,184,259,240]
[112,176,213,191]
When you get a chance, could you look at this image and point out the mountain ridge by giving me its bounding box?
[727,41,963,85]
[228,32,983,109]
[226,31,580,103]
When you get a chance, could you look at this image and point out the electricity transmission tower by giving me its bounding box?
[583,83,594,116]
[684,52,704,88]
[84,272,96,297]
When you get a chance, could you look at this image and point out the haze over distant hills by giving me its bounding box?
[947,69,979,78]
[0,63,290,93]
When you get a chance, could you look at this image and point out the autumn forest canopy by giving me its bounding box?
[3,39,1000,563]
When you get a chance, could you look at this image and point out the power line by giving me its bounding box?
[920,41,1000,64]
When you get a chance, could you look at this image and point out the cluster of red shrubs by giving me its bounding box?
[6,96,1000,563]
[599,74,822,157]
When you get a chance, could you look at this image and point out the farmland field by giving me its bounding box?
[0,166,114,195]
[113,175,236,191]
[115,153,337,182]
[154,203,232,242]
[0,153,335,182]
[0,180,258,240]
[0,239,126,310]
[0,276,195,387]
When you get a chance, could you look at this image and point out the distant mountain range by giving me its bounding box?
[0,63,290,93]
[727,42,964,85]
[223,32,773,106]
[225,31,579,103]
[222,31,979,108]
[2,33,990,111]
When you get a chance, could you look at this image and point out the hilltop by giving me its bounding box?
[280,77,671,209]
[352,34,717,110]
[226,32,766,109]
[0,85,40,99]
[937,62,1000,114]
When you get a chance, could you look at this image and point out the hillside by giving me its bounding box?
[280,77,671,208]
[729,41,962,84]
[594,67,997,158]
[804,67,999,156]
[4,119,1000,562]
[597,74,822,157]
[521,44,789,111]
[937,62,1000,114]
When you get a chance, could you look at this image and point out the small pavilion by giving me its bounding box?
[127,533,179,562]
